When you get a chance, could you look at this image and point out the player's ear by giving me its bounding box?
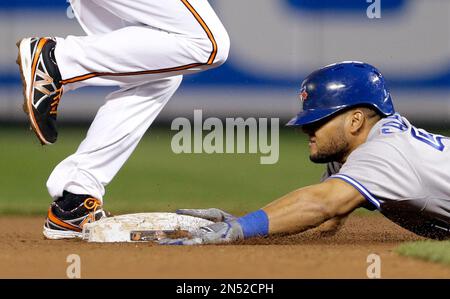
[348,109,365,134]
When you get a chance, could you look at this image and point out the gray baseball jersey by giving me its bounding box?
[322,113,450,239]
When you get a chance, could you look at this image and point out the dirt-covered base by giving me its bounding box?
[1,215,449,278]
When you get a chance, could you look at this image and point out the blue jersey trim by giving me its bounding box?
[329,174,381,210]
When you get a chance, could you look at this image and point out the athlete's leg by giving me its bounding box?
[69,0,132,36]
[45,2,181,200]
[16,0,137,144]
[56,0,230,90]
[36,1,227,238]
[46,75,183,201]
[18,0,228,144]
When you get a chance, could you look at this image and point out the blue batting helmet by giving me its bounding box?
[287,61,395,127]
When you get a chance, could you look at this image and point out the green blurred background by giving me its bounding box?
[3,125,449,216]
[1,126,327,215]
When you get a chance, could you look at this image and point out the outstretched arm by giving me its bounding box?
[159,179,365,245]
[262,178,363,236]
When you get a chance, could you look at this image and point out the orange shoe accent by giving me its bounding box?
[49,87,63,115]
[79,197,102,227]
[83,197,101,210]
[79,214,94,228]
[47,207,82,232]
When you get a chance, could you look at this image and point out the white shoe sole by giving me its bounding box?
[43,225,82,240]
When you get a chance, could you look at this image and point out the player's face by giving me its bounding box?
[301,114,350,163]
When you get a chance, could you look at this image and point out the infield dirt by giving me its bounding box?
[1,214,449,278]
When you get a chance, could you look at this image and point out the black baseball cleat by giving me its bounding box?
[43,191,108,240]
[16,37,63,145]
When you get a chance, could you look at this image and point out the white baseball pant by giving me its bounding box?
[46,0,230,201]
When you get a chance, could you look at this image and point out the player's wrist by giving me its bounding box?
[236,209,269,239]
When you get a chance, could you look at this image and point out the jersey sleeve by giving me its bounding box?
[328,141,422,211]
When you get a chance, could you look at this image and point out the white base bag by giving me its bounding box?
[81,212,213,243]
